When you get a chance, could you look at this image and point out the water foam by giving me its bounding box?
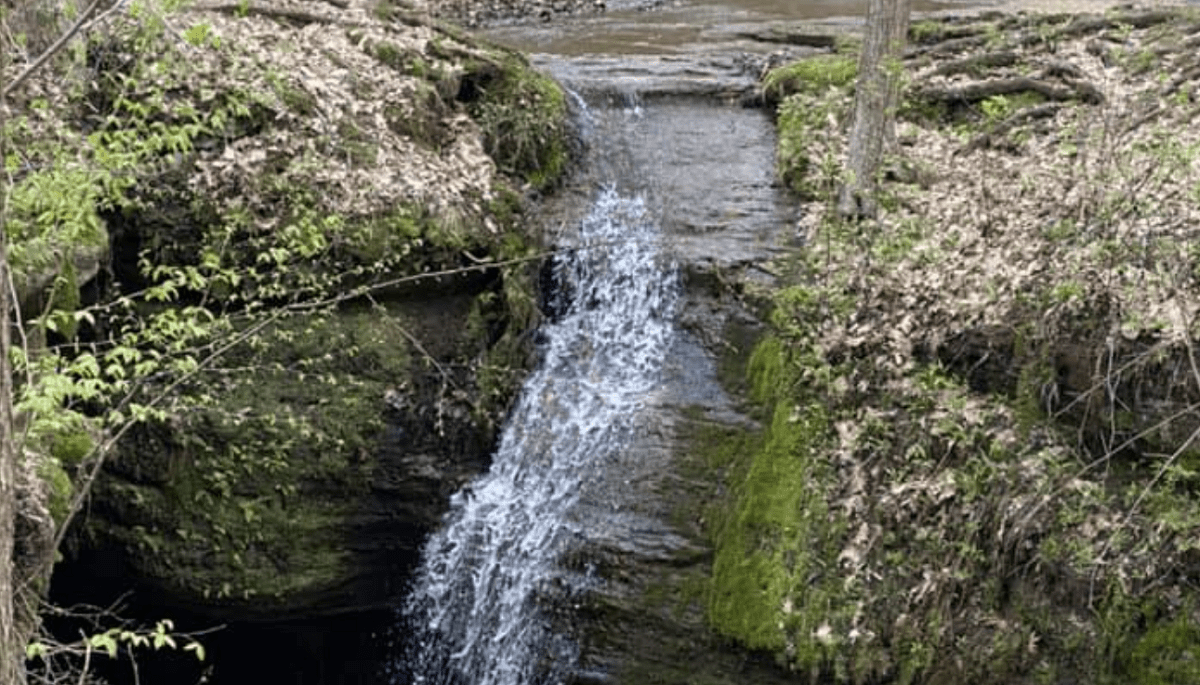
[400,187,678,685]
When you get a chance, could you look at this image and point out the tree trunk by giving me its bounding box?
[1,19,28,680]
[1,92,21,685]
[838,0,911,220]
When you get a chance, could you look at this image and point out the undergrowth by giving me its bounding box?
[714,7,1200,683]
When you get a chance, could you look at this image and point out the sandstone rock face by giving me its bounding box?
[81,290,511,620]
[36,0,570,648]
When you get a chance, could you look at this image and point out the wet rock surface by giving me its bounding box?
[504,70,797,680]
[422,0,666,28]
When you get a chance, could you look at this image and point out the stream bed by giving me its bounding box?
[397,1,982,682]
[397,81,790,682]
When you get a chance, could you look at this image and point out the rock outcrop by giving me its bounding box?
[13,0,571,657]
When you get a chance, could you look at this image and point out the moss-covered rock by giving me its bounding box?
[11,0,571,620]
[744,8,1200,683]
[457,52,573,191]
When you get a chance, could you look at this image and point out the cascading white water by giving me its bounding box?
[399,182,678,685]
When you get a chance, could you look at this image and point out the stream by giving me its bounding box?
[397,1,972,683]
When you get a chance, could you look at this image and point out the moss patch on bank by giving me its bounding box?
[707,289,1200,683]
[711,7,1200,684]
[707,334,845,663]
[769,55,858,199]
[7,0,571,614]
[457,52,572,191]
[93,311,399,603]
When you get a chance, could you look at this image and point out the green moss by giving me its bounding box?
[463,54,571,190]
[40,459,74,528]
[50,429,93,464]
[763,54,858,103]
[707,336,848,671]
[96,309,404,602]
[748,335,789,405]
[1126,612,1200,685]
[980,92,1046,124]
[909,19,944,44]
[370,40,409,71]
[27,0,550,616]
[472,252,540,424]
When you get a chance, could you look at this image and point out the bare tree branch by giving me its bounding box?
[3,0,106,98]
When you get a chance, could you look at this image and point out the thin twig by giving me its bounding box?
[3,0,105,98]
[75,633,90,685]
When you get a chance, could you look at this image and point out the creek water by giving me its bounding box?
[398,144,681,684]
[397,94,782,685]
[396,1,979,683]
[397,77,783,682]
[484,0,971,56]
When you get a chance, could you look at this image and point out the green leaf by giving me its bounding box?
[185,641,206,661]
[89,631,119,658]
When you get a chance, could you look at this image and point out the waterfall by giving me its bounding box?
[398,180,679,684]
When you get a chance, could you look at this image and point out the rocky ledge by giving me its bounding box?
[10,0,573,647]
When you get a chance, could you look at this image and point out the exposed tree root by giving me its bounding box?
[1038,59,1086,80]
[912,76,1103,108]
[1051,9,1183,40]
[908,18,998,46]
[929,51,1020,78]
[966,102,1062,152]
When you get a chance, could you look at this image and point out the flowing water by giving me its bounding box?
[398,87,785,684]
[398,1,983,683]
[399,110,681,681]
[484,0,972,56]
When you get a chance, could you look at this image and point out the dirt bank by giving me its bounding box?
[710,5,1200,683]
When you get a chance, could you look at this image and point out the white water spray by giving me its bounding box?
[399,186,678,685]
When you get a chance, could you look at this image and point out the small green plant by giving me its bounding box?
[979,91,1044,126]
[1050,280,1084,303]
[763,54,858,102]
[183,22,218,48]
[26,619,207,677]
[464,55,570,189]
[909,20,943,44]
[980,94,1011,123]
